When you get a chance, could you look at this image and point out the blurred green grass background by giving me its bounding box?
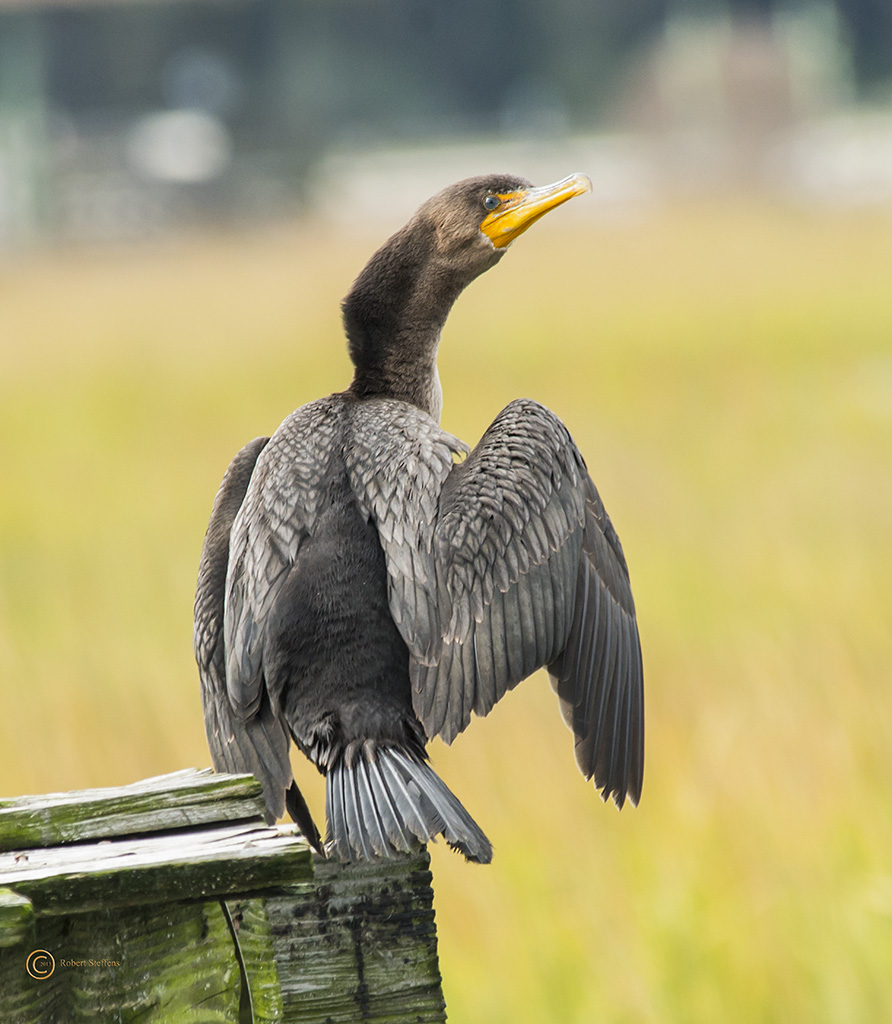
[2,200,891,1022]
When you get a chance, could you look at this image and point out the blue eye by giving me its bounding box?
[483,195,500,211]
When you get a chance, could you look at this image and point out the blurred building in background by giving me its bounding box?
[0,0,891,248]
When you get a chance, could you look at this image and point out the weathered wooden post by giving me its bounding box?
[0,769,447,1023]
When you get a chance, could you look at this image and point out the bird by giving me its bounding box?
[194,172,644,864]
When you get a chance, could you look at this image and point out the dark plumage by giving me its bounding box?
[194,173,644,863]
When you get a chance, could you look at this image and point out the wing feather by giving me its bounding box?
[196,398,347,827]
[347,397,644,809]
[224,399,343,716]
[193,435,295,822]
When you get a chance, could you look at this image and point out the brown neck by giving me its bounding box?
[342,224,469,421]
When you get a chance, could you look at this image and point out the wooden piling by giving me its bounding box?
[0,769,447,1023]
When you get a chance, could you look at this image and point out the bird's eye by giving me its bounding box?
[483,195,500,211]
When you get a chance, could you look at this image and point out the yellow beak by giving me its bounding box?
[480,172,593,249]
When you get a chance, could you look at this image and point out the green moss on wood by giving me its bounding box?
[224,898,285,1023]
[268,852,447,1024]
[0,889,34,949]
[0,823,313,916]
[0,769,265,852]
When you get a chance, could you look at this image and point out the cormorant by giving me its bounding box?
[194,173,644,863]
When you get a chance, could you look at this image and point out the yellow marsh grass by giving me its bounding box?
[1,201,891,1022]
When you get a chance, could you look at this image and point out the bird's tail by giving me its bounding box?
[325,746,492,864]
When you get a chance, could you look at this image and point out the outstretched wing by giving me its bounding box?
[197,399,343,840]
[349,398,643,808]
[193,435,295,820]
[223,398,343,720]
[548,474,644,808]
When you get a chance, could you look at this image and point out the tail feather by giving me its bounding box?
[326,746,493,864]
[374,754,433,844]
[367,756,424,853]
[325,765,350,855]
[388,749,491,861]
[356,758,404,857]
[349,763,378,859]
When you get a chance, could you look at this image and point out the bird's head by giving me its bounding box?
[416,171,593,279]
[342,171,593,413]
